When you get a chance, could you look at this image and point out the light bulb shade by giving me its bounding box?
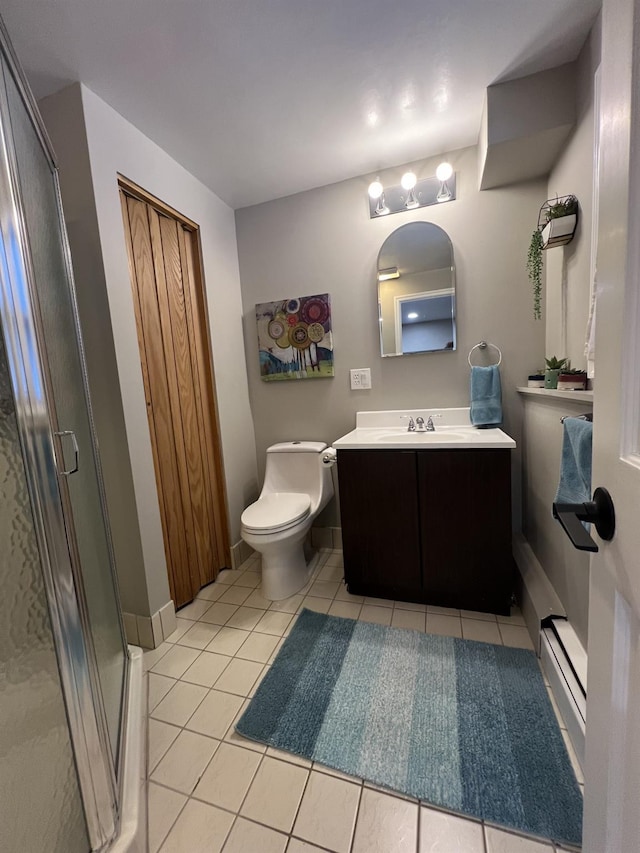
[436,183,452,203]
[401,171,417,190]
[368,180,384,199]
[436,162,453,182]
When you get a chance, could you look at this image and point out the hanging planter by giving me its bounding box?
[526,195,579,319]
[538,195,579,249]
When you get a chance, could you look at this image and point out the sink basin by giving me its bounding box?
[377,431,468,443]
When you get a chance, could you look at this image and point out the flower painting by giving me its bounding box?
[256,293,334,381]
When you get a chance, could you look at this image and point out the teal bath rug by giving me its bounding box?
[236,608,583,846]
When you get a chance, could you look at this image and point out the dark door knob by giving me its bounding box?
[552,487,615,552]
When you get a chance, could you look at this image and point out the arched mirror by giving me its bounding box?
[377,221,456,357]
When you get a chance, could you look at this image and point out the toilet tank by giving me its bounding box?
[262,441,333,513]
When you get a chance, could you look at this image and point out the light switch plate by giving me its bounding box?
[350,368,372,390]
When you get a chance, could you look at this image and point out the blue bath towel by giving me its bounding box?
[554,418,593,505]
[470,365,502,427]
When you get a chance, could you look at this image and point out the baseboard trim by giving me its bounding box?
[122,600,177,649]
[512,533,566,654]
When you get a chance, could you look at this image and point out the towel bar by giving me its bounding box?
[468,340,502,367]
[560,413,593,424]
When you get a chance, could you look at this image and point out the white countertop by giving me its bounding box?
[333,408,516,451]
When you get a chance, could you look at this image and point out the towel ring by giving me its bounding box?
[468,341,502,367]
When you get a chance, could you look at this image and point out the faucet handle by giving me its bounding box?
[401,415,416,432]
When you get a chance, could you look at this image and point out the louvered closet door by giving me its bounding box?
[121,190,229,607]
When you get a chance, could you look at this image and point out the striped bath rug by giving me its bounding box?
[236,608,583,846]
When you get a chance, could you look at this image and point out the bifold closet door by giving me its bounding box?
[121,191,229,607]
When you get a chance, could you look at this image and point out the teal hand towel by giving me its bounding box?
[554,418,593,505]
[470,365,502,427]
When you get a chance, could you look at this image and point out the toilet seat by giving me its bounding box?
[241,492,311,534]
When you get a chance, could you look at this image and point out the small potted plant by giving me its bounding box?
[557,367,588,391]
[544,355,569,389]
[527,371,546,388]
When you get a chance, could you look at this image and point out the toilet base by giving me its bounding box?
[260,538,320,601]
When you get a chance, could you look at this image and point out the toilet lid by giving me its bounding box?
[241,492,311,533]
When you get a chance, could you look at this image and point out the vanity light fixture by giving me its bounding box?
[377,267,400,282]
[407,312,419,319]
[368,178,389,216]
[436,161,453,203]
[367,164,456,219]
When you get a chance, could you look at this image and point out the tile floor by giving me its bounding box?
[143,549,583,853]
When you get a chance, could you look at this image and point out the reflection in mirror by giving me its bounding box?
[377,222,456,357]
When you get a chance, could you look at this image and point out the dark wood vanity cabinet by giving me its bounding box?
[337,448,513,615]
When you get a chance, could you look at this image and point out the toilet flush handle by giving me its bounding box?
[322,447,337,466]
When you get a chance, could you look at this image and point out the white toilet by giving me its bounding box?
[240,441,335,600]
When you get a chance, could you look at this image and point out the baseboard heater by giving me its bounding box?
[540,617,586,771]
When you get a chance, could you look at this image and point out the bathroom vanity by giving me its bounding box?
[333,409,516,615]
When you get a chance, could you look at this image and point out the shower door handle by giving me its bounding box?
[54,429,79,475]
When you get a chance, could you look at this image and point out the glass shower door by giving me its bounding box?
[0,18,127,850]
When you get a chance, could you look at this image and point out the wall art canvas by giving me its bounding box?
[256,293,334,381]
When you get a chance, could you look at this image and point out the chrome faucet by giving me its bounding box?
[415,417,425,431]
[426,416,436,431]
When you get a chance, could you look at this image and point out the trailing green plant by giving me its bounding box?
[527,229,544,320]
[545,355,569,371]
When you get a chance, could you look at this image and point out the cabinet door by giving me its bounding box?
[417,450,512,614]
[338,450,422,597]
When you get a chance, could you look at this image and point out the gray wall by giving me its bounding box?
[236,146,546,526]
[520,16,601,649]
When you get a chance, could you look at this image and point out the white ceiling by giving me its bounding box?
[1,0,600,209]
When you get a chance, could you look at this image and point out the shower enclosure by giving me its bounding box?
[0,19,142,853]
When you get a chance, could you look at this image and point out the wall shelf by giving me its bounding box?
[517,387,594,403]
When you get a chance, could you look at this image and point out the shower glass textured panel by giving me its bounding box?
[0,330,89,853]
[3,63,126,762]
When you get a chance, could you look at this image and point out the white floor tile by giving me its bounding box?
[287,840,327,852]
[334,585,364,604]
[248,664,271,696]
[269,593,305,613]
[461,618,503,645]
[364,596,393,606]
[241,756,309,832]
[196,583,226,601]
[164,617,195,643]
[419,806,485,853]
[498,623,535,650]
[426,614,462,638]
[148,718,181,772]
[223,817,288,853]
[213,657,264,696]
[461,609,497,622]
[324,552,344,567]
[266,746,313,768]
[193,741,261,811]
[150,729,219,794]
[497,607,526,626]
[225,606,266,630]
[313,762,361,783]
[392,609,426,632]
[199,602,240,626]
[143,642,173,672]
[176,621,221,650]
[151,644,201,679]
[181,651,232,688]
[177,598,214,621]
[186,688,244,739]
[242,588,272,609]
[148,673,176,712]
[328,600,362,619]
[293,770,361,853]
[147,782,186,853]
[352,787,418,853]
[300,596,331,614]
[151,680,208,726]
[233,570,262,588]
[359,605,393,626]
[254,610,293,636]
[160,798,234,853]
[307,580,340,599]
[236,631,280,663]
[426,605,460,617]
[218,585,254,606]
[317,563,345,583]
[394,600,427,613]
[484,826,554,852]
[206,626,251,656]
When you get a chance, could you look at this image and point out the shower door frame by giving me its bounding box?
[0,19,127,851]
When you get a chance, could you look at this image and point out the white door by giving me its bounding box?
[583,0,640,850]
